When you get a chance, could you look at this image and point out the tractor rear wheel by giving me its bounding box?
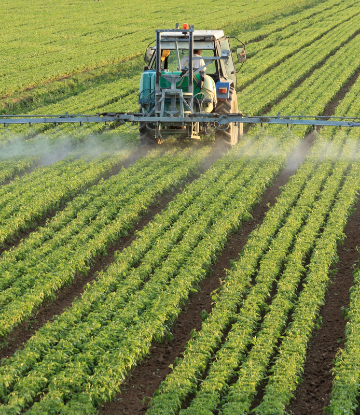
[214,87,240,146]
[139,122,157,146]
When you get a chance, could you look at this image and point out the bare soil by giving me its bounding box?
[99,134,315,415]
[321,66,360,118]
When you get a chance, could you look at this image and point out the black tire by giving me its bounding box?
[139,122,157,146]
[214,87,239,146]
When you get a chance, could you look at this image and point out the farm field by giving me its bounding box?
[1,0,360,414]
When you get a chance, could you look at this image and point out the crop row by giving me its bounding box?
[236,0,341,45]
[243,0,351,56]
[140,20,360,407]
[270,36,360,124]
[0,0,346,150]
[0,156,39,185]
[222,134,357,415]
[241,62,360,412]
[250,136,360,414]
[0,137,252,386]
[0,146,210,339]
[0,147,180,295]
[236,0,360,90]
[328,214,360,414]
[0,132,296,413]
[318,71,360,415]
[241,13,360,115]
[146,133,343,414]
[183,45,360,413]
[27,136,291,414]
[1,0,318,96]
[0,2,346,152]
[0,149,133,248]
[1,142,260,411]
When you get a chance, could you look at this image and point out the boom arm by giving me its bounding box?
[1,113,360,128]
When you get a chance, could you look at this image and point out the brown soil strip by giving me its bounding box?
[287,195,360,414]
[99,134,315,415]
[321,66,360,118]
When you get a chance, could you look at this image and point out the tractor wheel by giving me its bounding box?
[139,122,157,146]
[214,87,239,146]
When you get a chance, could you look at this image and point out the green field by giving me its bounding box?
[1,0,360,413]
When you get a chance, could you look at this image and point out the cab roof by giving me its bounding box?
[161,30,225,40]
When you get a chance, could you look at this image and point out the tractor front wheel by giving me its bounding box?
[214,87,240,146]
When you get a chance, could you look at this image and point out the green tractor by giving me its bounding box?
[139,24,246,146]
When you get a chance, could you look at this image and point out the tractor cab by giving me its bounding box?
[138,24,246,145]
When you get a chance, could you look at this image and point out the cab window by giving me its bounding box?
[219,38,236,86]
[163,49,217,74]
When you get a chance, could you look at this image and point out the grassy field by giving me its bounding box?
[1,1,360,414]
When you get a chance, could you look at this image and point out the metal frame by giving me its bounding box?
[153,27,196,138]
[2,113,360,128]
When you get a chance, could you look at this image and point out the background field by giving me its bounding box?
[1,0,360,414]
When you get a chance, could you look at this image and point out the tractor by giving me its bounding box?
[138,23,246,146]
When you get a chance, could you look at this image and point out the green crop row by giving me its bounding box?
[240,12,360,115]
[1,0,326,97]
[236,0,360,91]
[0,147,180,294]
[0,150,133,248]
[0,146,210,340]
[0,0,348,152]
[269,34,360,126]
[0,133,293,413]
[0,147,174,291]
[0,137,252,406]
[221,134,357,414]
[318,68,360,415]
[145,133,338,414]
[34,137,290,414]
[183,134,353,415]
[328,243,360,414]
[234,0,342,45]
[0,139,262,413]
[251,139,360,414]
[251,58,360,414]
[25,0,349,117]
[0,156,39,185]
